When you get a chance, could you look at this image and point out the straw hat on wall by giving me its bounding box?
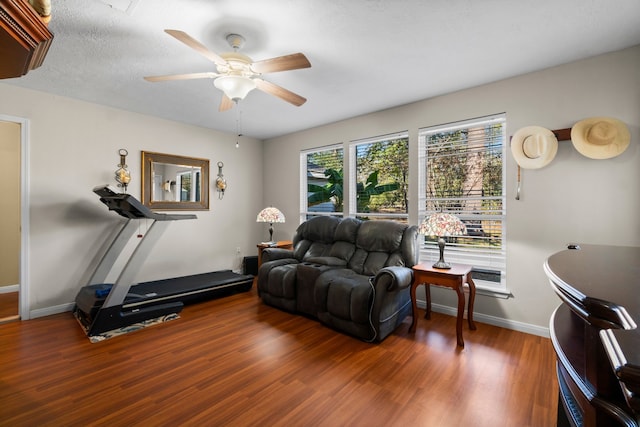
[571,117,630,159]
[511,126,558,169]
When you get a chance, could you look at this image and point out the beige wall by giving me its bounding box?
[263,45,640,333]
[0,45,638,334]
[0,121,20,287]
[0,85,266,314]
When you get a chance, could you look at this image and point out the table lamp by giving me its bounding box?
[256,207,285,243]
[418,212,466,269]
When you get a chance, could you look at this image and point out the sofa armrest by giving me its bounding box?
[373,266,414,291]
[262,247,295,263]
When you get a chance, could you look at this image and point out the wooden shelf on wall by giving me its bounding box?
[0,0,53,79]
[551,128,572,141]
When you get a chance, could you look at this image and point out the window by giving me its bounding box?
[349,132,409,222]
[300,144,344,221]
[419,114,507,294]
[177,169,201,202]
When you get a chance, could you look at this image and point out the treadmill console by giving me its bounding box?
[92,185,197,221]
[93,185,120,198]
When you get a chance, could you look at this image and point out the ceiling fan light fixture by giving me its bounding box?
[146,29,311,109]
[213,75,256,101]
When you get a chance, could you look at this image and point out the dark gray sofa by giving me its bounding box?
[257,216,418,342]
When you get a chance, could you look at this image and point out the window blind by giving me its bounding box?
[419,114,507,293]
[348,131,409,221]
[300,144,344,222]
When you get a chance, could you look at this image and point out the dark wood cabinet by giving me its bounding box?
[545,245,640,426]
[0,0,53,79]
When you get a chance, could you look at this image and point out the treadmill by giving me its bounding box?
[74,185,254,338]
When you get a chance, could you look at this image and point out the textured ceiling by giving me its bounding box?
[5,0,640,139]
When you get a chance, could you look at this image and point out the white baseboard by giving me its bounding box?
[0,284,19,294]
[416,299,550,338]
[30,303,75,319]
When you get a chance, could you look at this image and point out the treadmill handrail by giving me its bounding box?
[93,185,197,220]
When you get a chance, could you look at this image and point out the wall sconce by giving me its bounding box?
[215,161,227,199]
[114,149,131,193]
[162,180,175,192]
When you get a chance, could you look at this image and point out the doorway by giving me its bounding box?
[0,115,29,322]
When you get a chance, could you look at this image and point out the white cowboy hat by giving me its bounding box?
[511,126,558,169]
[571,117,630,159]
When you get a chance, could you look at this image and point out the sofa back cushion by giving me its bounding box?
[293,216,341,260]
[349,220,416,275]
[302,242,333,259]
[329,217,361,261]
[292,217,418,276]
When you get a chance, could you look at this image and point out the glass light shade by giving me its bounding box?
[257,207,285,242]
[418,213,466,237]
[256,207,285,224]
[213,75,256,101]
[115,167,131,185]
[418,213,466,269]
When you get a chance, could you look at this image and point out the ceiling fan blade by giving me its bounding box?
[144,72,218,82]
[164,29,227,65]
[251,53,311,74]
[219,94,235,112]
[254,79,307,106]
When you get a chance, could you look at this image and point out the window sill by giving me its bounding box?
[475,287,512,299]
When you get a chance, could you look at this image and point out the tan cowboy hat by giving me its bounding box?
[511,126,558,169]
[571,117,630,159]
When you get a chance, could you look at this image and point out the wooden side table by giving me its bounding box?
[256,240,293,269]
[409,262,477,347]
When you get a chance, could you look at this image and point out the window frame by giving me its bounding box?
[418,114,508,296]
[177,169,201,202]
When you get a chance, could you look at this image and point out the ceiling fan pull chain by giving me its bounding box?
[235,107,243,148]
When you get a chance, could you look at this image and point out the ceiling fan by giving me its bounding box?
[144,30,311,112]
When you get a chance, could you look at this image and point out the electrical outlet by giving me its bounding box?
[236,247,241,254]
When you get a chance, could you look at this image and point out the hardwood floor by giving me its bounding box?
[0,291,18,322]
[0,289,558,426]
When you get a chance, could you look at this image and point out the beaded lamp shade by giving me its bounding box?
[419,213,466,269]
[256,207,285,242]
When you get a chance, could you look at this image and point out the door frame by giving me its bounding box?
[0,114,30,320]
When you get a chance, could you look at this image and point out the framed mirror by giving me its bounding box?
[141,151,209,210]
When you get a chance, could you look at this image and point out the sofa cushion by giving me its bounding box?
[314,269,371,323]
[305,256,347,267]
[292,239,312,261]
[334,217,361,243]
[302,242,333,259]
[295,262,340,316]
[296,216,340,242]
[327,274,373,324]
[348,248,368,275]
[346,221,410,274]
[363,251,393,276]
[263,263,298,299]
[258,257,298,289]
[259,262,299,313]
[356,220,405,252]
[293,216,345,261]
[328,241,356,262]
[400,225,419,267]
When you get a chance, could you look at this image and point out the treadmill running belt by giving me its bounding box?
[124,270,254,306]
